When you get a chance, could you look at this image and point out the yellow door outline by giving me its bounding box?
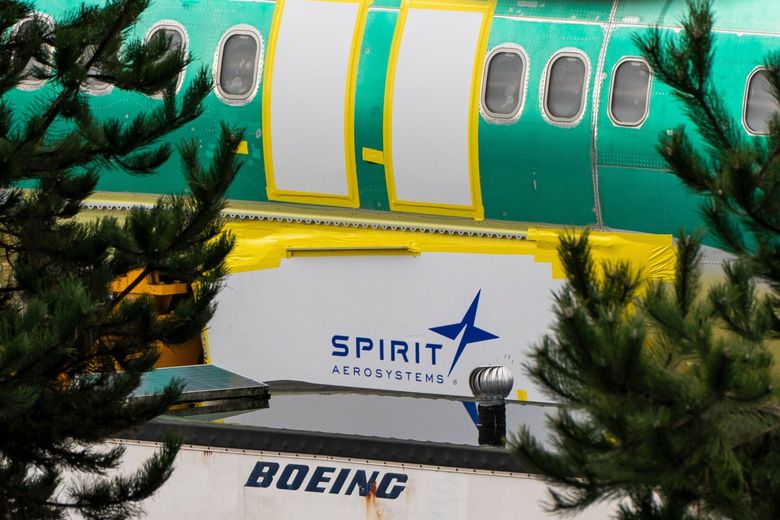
[383,0,495,221]
[262,0,370,208]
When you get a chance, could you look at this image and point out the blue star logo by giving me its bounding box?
[429,290,499,377]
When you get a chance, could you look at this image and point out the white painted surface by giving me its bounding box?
[390,8,483,207]
[115,441,618,519]
[269,0,357,195]
[209,253,562,402]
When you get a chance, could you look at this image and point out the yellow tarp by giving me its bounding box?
[224,220,676,282]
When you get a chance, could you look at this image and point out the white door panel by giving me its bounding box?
[264,0,362,204]
[385,2,491,218]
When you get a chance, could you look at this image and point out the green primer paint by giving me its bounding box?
[9,0,779,242]
[479,17,603,225]
[354,9,397,211]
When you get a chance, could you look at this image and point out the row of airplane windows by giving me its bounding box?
[15,18,262,106]
[14,16,779,136]
[481,46,779,135]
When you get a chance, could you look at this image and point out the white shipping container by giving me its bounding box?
[113,439,618,519]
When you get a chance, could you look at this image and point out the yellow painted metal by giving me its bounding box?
[111,269,202,368]
[234,140,249,155]
[361,146,385,165]
[261,0,369,208]
[223,219,677,282]
[382,0,495,220]
[526,227,677,280]
[154,336,202,368]
[201,329,211,365]
[111,269,189,296]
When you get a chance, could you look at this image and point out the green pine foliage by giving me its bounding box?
[513,1,780,518]
[0,0,244,517]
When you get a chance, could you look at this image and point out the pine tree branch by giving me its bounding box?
[0,1,243,514]
[12,1,141,157]
[109,265,152,309]
[753,142,780,185]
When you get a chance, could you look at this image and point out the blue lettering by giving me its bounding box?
[331,365,340,374]
[277,464,308,490]
[330,335,444,367]
[329,468,351,494]
[425,343,443,364]
[331,335,349,357]
[305,466,335,493]
[246,463,407,499]
[425,374,434,383]
[390,340,408,362]
[376,473,408,499]
[245,462,278,488]
[355,336,373,358]
[436,375,444,384]
[346,470,379,497]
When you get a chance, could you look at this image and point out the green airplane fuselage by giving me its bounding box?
[11,0,778,237]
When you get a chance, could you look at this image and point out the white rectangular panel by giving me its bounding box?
[113,443,619,518]
[390,8,484,207]
[209,253,563,402]
[269,0,358,195]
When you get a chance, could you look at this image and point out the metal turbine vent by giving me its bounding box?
[468,366,513,405]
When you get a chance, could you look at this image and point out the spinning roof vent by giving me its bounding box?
[469,365,513,405]
[469,366,513,447]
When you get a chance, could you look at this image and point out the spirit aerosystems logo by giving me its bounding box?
[330,291,498,385]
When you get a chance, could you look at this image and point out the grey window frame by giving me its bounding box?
[743,67,779,136]
[214,26,263,105]
[144,20,189,98]
[13,13,54,91]
[607,57,652,128]
[480,45,528,123]
[542,49,590,126]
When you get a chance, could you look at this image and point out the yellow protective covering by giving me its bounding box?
[224,220,676,282]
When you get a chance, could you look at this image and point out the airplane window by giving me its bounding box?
[79,45,111,92]
[146,23,187,95]
[545,53,587,123]
[745,69,779,135]
[13,16,53,90]
[610,59,651,126]
[218,33,259,99]
[483,49,525,119]
[149,27,184,55]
